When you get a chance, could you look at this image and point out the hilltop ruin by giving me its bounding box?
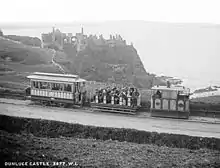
[41,27,128,52]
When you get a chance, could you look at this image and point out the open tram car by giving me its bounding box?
[90,88,141,115]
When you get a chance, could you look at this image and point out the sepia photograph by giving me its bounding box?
[0,0,220,167]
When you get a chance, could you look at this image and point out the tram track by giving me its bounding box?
[0,98,220,138]
[1,92,220,116]
[0,92,220,125]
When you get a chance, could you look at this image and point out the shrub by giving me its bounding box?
[0,115,219,151]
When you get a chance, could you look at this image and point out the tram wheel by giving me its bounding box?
[49,101,56,106]
[63,103,69,108]
[42,101,49,106]
[58,103,65,108]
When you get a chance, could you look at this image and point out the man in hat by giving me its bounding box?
[80,82,87,107]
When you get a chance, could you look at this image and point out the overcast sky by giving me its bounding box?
[0,0,220,24]
[1,0,220,90]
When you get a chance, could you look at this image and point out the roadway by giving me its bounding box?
[0,98,220,138]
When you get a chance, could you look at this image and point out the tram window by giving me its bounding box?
[52,83,57,90]
[31,81,36,88]
[60,84,64,91]
[64,84,72,92]
[51,83,62,91]
[34,81,39,89]
[162,91,172,99]
[35,81,39,88]
[58,84,63,91]
[39,82,43,89]
[40,82,49,89]
[155,90,162,98]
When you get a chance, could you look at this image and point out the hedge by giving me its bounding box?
[0,115,219,151]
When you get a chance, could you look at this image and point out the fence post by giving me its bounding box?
[103,95,106,104]
[123,97,126,106]
[127,91,131,106]
[95,95,99,103]
[119,96,123,105]
[111,96,114,105]
[137,94,141,106]
[103,90,106,104]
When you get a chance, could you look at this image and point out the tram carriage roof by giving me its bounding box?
[32,72,79,78]
[151,85,190,93]
[27,72,86,83]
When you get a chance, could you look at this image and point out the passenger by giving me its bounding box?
[67,84,71,92]
[59,84,62,91]
[121,90,127,106]
[106,87,111,103]
[115,93,119,104]
[75,91,79,104]
[80,83,87,107]
[156,90,161,98]
[130,88,134,96]
[98,89,103,103]
[132,89,138,107]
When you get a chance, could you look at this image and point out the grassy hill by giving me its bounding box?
[55,43,164,88]
[0,37,60,90]
[3,35,41,47]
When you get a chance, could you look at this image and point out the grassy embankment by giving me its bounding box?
[0,115,220,168]
[0,38,62,91]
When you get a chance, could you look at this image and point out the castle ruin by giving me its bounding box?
[41,27,127,52]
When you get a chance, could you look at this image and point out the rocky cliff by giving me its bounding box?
[56,42,165,88]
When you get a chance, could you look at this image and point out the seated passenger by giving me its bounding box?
[156,90,162,98]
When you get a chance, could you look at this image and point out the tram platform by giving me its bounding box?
[91,102,139,114]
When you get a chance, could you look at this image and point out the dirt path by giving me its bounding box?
[51,49,66,74]
[0,99,220,138]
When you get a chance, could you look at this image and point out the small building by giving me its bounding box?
[150,85,190,119]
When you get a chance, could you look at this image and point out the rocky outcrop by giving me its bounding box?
[60,41,165,88]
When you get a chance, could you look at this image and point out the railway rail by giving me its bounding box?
[0,92,26,100]
[1,92,220,119]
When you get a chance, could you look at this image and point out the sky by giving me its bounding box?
[0,0,220,24]
[1,0,220,90]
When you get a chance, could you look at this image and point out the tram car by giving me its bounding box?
[26,72,86,107]
[90,87,141,114]
[150,85,190,119]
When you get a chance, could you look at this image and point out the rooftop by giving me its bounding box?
[33,72,79,78]
[151,85,190,93]
[27,72,86,83]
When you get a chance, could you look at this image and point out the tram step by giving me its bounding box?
[93,108,136,115]
[91,105,136,114]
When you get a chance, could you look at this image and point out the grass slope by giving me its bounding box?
[191,96,220,105]
[4,35,41,47]
[0,38,61,90]
[1,131,220,168]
